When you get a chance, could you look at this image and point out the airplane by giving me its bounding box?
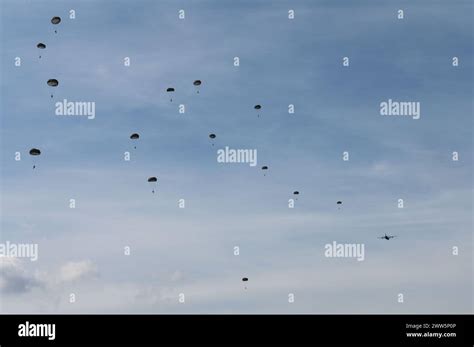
[378,234,396,240]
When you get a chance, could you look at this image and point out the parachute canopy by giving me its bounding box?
[209,133,216,139]
[37,43,46,49]
[51,16,61,25]
[293,191,299,195]
[130,133,140,140]
[337,201,342,205]
[47,79,59,87]
[147,177,157,183]
[29,148,41,156]
[242,277,248,282]
[254,104,262,110]
[166,87,175,92]
[261,166,268,170]
[193,80,202,86]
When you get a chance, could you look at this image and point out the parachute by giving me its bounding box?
[254,104,262,117]
[293,191,299,195]
[242,277,248,289]
[29,148,41,156]
[209,133,216,146]
[166,87,175,102]
[51,16,61,34]
[47,79,59,86]
[337,201,342,205]
[47,79,59,98]
[148,177,157,194]
[261,165,268,176]
[29,148,41,169]
[193,80,201,94]
[37,43,46,58]
[130,133,140,149]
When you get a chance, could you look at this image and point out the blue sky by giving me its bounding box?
[0,0,472,313]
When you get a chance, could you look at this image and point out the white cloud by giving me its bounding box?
[0,257,41,294]
[0,258,98,301]
[57,260,98,283]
